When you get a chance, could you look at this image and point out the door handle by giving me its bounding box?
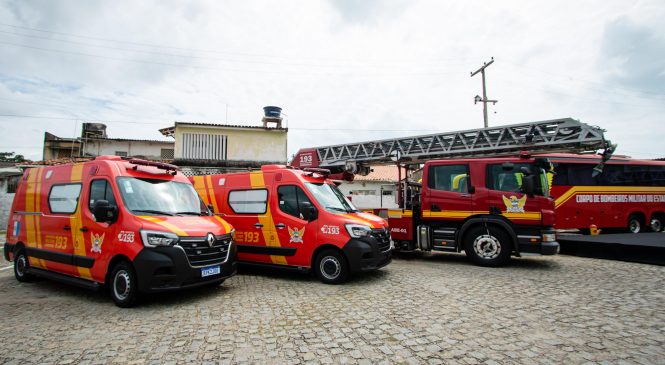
[432,204,441,212]
[276,223,285,229]
[80,227,89,232]
[63,225,71,231]
[460,194,471,198]
[254,223,264,229]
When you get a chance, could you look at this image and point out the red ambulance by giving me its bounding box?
[191,166,392,283]
[3,156,237,307]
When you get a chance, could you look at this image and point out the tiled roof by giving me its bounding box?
[353,165,405,182]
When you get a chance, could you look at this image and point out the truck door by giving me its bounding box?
[226,188,277,265]
[422,163,473,249]
[83,178,120,281]
[273,185,319,267]
[43,180,83,276]
[485,163,542,224]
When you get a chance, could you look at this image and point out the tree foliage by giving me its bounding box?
[0,152,26,162]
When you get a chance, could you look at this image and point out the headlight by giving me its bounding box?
[140,230,179,247]
[346,224,371,238]
[542,233,556,242]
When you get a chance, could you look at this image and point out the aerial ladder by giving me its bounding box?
[292,117,614,176]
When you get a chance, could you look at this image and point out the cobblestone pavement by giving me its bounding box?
[0,253,664,365]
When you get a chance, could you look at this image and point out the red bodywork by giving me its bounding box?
[191,165,389,269]
[543,153,665,231]
[4,156,234,284]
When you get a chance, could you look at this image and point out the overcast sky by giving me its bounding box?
[0,0,664,161]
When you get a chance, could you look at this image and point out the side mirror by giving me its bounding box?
[301,202,318,221]
[92,200,118,223]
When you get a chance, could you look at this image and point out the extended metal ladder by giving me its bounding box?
[302,118,611,173]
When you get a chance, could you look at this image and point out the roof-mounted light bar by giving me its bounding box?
[302,167,331,177]
[124,158,179,175]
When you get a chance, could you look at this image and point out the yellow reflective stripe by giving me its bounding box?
[249,171,287,265]
[191,176,209,205]
[214,216,232,233]
[387,209,413,218]
[139,216,189,236]
[70,164,92,280]
[555,186,665,208]
[24,168,43,268]
[206,175,219,212]
[421,210,541,221]
[34,168,46,268]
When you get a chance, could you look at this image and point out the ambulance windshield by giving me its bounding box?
[305,183,358,213]
[117,177,207,216]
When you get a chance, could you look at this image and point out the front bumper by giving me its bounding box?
[133,242,237,293]
[342,239,392,273]
[518,239,560,255]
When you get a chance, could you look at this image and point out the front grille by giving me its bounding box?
[177,234,232,267]
[371,228,391,252]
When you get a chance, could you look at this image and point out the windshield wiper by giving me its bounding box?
[132,209,175,216]
[326,206,353,213]
[175,211,205,216]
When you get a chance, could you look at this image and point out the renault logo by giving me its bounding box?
[206,233,215,248]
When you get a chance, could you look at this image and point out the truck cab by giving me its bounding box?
[191,165,392,283]
[391,154,559,266]
[4,156,237,307]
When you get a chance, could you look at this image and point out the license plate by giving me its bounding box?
[201,265,221,277]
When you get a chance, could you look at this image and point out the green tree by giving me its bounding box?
[0,152,26,162]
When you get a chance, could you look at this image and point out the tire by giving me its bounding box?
[463,225,512,267]
[109,261,139,308]
[627,215,643,234]
[314,249,349,284]
[650,216,663,232]
[13,249,35,282]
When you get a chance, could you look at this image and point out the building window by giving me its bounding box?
[115,151,128,157]
[182,133,227,160]
[7,176,20,194]
[49,184,82,214]
[351,190,376,196]
[228,189,268,214]
[161,148,174,159]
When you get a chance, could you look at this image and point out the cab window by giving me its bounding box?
[228,189,268,214]
[428,165,469,193]
[89,179,117,211]
[278,185,313,220]
[48,184,82,214]
[487,163,528,192]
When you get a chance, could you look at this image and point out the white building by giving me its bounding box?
[338,165,403,210]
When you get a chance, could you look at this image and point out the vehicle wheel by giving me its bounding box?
[464,226,512,267]
[109,261,138,308]
[314,249,349,284]
[650,216,663,232]
[14,248,35,282]
[627,215,643,234]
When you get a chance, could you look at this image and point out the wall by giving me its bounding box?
[0,179,15,232]
[174,125,287,163]
[338,180,398,209]
[84,139,174,160]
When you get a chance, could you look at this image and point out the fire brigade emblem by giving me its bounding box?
[90,232,105,253]
[502,195,527,213]
[288,226,305,243]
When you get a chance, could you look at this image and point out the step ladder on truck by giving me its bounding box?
[291,118,615,266]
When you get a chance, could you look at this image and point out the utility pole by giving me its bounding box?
[470,57,498,128]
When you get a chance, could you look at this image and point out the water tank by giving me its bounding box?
[263,106,282,118]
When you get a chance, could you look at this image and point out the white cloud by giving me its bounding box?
[0,0,663,161]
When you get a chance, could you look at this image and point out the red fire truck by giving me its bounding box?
[292,118,614,266]
[545,153,665,233]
